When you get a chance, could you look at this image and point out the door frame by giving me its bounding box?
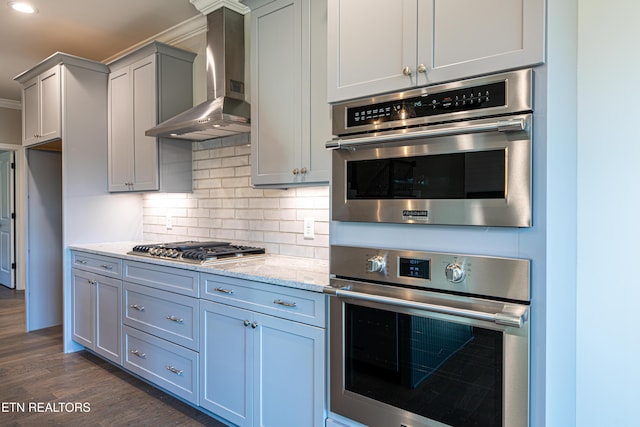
[0,150,16,288]
[0,144,22,291]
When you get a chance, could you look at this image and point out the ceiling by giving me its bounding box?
[0,0,202,103]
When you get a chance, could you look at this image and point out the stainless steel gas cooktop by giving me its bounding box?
[128,241,266,265]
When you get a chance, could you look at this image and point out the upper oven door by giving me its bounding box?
[330,113,532,227]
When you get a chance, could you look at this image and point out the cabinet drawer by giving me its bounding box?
[123,282,199,351]
[72,251,122,279]
[124,260,199,297]
[123,326,198,405]
[201,274,326,328]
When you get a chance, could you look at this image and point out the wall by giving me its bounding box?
[576,1,640,426]
[143,133,330,260]
[0,105,21,144]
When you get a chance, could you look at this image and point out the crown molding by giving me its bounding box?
[190,0,250,15]
[0,99,21,110]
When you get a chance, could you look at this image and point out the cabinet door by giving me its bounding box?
[251,0,303,186]
[130,56,159,191]
[108,67,133,191]
[327,0,418,102]
[71,268,96,349]
[22,77,39,146]
[419,0,545,84]
[95,276,122,365]
[38,65,61,142]
[200,301,253,427]
[255,312,325,427]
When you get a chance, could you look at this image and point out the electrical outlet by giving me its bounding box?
[303,217,315,239]
[166,215,173,230]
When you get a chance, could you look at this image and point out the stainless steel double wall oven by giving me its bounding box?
[326,69,534,427]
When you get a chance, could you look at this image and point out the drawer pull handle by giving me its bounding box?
[130,304,145,311]
[166,366,183,376]
[214,287,234,294]
[77,260,88,264]
[100,264,113,270]
[130,349,146,358]
[273,299,297,308]
[166,315,184,324]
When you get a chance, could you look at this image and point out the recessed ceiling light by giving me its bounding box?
[8,1,37,14]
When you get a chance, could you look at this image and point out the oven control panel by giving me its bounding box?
[331,68,533,137]
[346,81,506,128]
[331,245,530,302]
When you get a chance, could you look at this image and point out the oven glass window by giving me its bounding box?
[346,149,505,199]
[345,304,503,427]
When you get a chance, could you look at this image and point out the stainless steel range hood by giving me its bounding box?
[146,7,250,141]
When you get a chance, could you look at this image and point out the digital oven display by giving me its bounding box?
[346,81,506,128]
[399,257,430,280]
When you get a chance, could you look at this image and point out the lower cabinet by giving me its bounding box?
[70,252,326,426]
[200,299,325,427]
[123,325,199,404]
[71,267,122,365]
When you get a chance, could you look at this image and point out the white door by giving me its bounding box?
[0,151,14,288]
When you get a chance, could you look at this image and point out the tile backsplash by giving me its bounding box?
[143,134,330,260]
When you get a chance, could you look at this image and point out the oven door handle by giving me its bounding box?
[330,288,526,328]
[325,118,526,150]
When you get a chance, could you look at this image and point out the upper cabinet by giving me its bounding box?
[21,64,61,146]
[243,0,331,187]
[327,0,545,102]
[107,42,196,192]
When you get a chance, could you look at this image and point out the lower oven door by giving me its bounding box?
[328,281,529,427]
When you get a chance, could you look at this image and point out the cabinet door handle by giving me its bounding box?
[166,366,183,376]
[402,66,413,76]
[300,167,307,175]
[87,279,96,285]
[166,315,184,324]
[243,319,251,327]
[214,287,234,294]
[292,168,299,176]
[130,349,146,358]
[417,63,427,74]
[251,321,258,329]
[100,264,113,270]
[273,299,297,308]
[130,304,145,311]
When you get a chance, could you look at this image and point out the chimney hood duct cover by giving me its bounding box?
[146,7,250,141]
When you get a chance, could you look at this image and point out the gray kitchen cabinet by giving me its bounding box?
[107,42,196,192]
[200,274,325,427]
[71,252,123,365]
[243,0,331,187]
[121,260,200,405]
[123,281,199,351]
[123,324,199,404]
[200,300,325,427]
[21,64,61,146]
[327,0,545,102]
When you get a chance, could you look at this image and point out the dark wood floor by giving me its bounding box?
[0,285,228,426]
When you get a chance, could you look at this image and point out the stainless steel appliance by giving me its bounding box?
[326,245,530,427]
[146,7,250,140]
[128,241,265,265]
[327,69,533,227]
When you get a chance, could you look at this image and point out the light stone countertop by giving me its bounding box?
[68,241,330,293]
